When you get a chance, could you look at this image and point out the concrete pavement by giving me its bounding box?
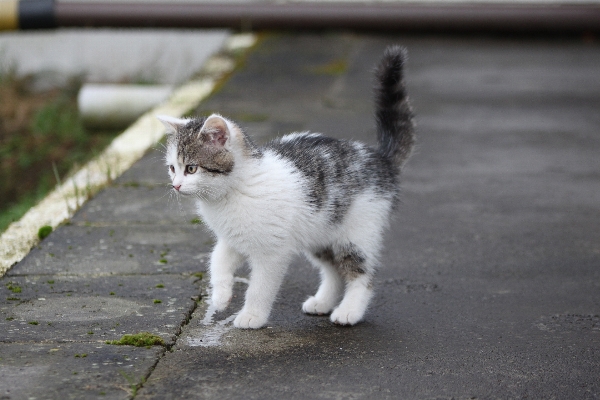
[2,32,600,399]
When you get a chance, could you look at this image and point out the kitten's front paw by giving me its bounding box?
[211,288,232,311]
[302,296,335,315]
[233,310,268,329]
[330,306,363,326]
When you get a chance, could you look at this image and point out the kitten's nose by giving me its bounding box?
[173,184,181,191]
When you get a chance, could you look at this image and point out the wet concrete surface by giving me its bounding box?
[2,32,600,399]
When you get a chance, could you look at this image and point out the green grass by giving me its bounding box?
[0,74,120,233]
[0,192,45,233]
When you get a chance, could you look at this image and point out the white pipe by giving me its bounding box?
[78,84,173,129]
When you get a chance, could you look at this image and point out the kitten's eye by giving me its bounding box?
[169,165,175,173]
[186,165,198,174]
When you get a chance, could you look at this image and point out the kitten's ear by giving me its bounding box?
[200,115,230,147]
[157,115,187,135]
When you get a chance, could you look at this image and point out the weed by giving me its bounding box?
[119,370,146,397]
[155,284,164,288]
[122,181,140,188]
[192,272,204,280]
[106,332,165,347]
[38,225,52,240]
[6,283,21,293]
[153,299,162,304]
[190,218,201,224]
[28,321,38,325]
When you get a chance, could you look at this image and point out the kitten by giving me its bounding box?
[158,46,415,329]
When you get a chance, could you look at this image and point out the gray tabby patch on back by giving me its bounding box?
[265,134,398,223]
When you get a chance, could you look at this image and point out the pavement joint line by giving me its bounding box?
[0,32,258,277]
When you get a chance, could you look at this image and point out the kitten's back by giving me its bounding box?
[264,132,398,223]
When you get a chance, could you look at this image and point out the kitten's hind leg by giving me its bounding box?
[210,240,245,311]
[328,244,375,326]
[302,250,344,315]
[330,273,374,326]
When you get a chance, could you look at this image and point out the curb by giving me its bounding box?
[0,32,258,277]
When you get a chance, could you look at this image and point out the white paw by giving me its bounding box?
[302,296,335,315]
[211,288,231,311]
[330,306,363,326]
[233,309,267,329]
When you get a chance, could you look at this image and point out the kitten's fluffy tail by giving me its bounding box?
[375,46,415,168]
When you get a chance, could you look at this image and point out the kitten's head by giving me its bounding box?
[158,113,244,201]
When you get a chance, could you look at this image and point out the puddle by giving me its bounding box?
[187,277,249,347]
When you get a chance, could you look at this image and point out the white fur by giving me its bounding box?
[165,115,393,329]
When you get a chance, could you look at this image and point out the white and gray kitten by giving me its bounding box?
[158,46,415,329]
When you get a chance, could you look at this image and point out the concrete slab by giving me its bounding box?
[71,186,198,225]
[1,274,200,345]
[0,343,162,399]
[6,224,210,276]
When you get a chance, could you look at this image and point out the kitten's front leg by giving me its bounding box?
[234,254,289,329]
[210,240,245,311]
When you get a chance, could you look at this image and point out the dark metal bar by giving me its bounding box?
[43,1,600,33]
[18,0,55,29]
